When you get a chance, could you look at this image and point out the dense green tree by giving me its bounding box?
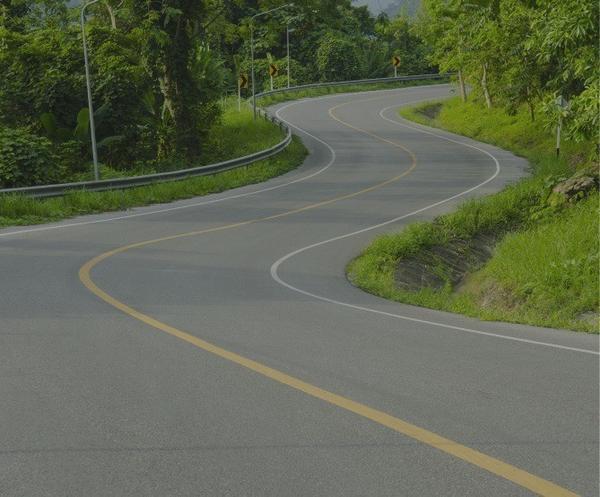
[527,0,598,141]
[316,32,365,81]
[129,0,210,160]
[375,14,434,76]
[417,0,598,142]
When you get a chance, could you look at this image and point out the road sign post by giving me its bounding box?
[392,56,401,78]
[238,73,248,112]
[555,95,568,157]
[269,64,278,91]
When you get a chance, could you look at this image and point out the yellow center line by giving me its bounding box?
[79,94,579,497]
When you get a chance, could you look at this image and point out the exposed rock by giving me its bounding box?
[394,232,498,292]
[552,175,598,203]
[416,103,442,121]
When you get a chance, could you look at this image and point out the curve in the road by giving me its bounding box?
[271,104,597,357]
[78,91,582,497]
[0,86,440,240]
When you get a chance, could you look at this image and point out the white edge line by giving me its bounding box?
[270,103,599,356]
[0,84,447,239]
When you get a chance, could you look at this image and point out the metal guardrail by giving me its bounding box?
[0,109,290,198]
[256,73,449,99]
[1,74,447,198]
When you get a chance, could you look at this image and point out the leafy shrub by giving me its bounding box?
[316,33,365,82]
[0,127,58,187]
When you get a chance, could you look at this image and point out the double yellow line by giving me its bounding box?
[79,94,579,497]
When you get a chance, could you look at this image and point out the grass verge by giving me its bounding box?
[0,104,307,228]
[348,97,598,332]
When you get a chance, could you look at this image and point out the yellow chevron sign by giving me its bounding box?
[239,73,248,89]
[392,55,401,67]
[269,64,279,77]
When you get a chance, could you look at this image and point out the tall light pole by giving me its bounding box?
[250,4,292,120]
[286,16,301,89]
[81,0,100,181]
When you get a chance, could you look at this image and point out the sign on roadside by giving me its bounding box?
[269,64,279,77]
[239,73,249,89]
[392,56,401,77]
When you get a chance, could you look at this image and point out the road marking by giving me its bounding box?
[81,263,578,497]
[0,84,447,239]
[79,93,582,496]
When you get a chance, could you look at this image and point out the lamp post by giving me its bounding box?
[286,16,301,89]
[81,0,101,181]
[250,4,292,120]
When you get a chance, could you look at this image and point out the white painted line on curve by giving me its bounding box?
[270,102,599,356]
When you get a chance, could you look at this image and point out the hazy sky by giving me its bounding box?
[352,0,393,14]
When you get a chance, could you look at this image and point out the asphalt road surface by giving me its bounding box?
[1,84,598,497]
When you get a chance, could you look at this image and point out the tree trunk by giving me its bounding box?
[458,69,467,103]
[104,1,117,30]
[481,63,492,108]
[167,16,201,159]
[158,75,175,121]
[134,0,203,160]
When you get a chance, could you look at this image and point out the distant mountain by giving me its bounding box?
[353,0,421,17]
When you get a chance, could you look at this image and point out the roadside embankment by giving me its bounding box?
[348,98,598,332]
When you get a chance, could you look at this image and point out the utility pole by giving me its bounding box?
[286,23,291,88]
[81,0,101,180]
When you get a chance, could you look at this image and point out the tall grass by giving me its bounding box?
[463,194,599,330]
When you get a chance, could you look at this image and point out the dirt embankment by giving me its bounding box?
[394,232,499,292]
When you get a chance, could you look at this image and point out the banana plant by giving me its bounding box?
[40,104,124,151]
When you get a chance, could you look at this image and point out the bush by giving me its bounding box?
[316,33,365,82]
[0,127,58,187]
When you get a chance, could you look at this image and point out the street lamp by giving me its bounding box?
[286,16,302,89]
[250,4,293,120]
[81,0,100,181]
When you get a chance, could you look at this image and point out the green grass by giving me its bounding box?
[461,195,599,330]
[0,102,307,227]
[258,78,447,107]
[73,99,289,181]
[348,97,599,332]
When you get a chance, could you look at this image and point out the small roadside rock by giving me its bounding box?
[577,311,599,331]
[552,175,598,202]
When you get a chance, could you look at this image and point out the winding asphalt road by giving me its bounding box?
[1,84,598,497]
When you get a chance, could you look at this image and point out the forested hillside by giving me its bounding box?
[0,0,596,205]
[0,0,433,188]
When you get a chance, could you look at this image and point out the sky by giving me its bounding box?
[353,0,421,17]
[353,0,393,13]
